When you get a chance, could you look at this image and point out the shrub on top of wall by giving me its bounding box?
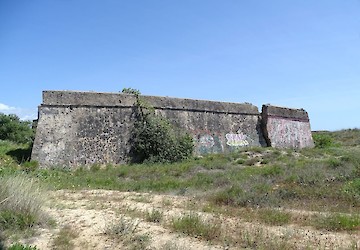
[122,88,194,163]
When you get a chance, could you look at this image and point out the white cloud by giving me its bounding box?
[20,113,38,121]
[0,102,37,121]
[0,103,16,111]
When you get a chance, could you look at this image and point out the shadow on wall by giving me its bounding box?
[257,119,268,147]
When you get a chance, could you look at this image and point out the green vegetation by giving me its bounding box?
[313,129,360,147]
[171,212,221,241]
[123,88,194,163]
[0,113,34,144]
[0,128,359,248]
[0,173,49,249]
[1,138,357,214]
[257,209,291,226]
[7,243,38,250]
[122,87,141,96]
[313,213,360,231]
[0,175,47,231]
[312,132,336,148]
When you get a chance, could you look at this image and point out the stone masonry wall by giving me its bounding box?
[261,104,314,148]
[32,91,314,167]
[32,91,266,167]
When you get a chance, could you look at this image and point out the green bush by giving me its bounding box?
[132,115,193,163]
[129,90,193,163]
[0,113,34,144]
[312,133,335,149]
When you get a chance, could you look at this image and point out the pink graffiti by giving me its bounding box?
[267,118,313,148]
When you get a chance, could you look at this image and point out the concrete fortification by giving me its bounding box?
[32,91,314,167]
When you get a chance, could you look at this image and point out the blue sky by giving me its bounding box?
[0,1,359,131]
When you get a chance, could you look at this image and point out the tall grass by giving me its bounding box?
[0,174,47,230]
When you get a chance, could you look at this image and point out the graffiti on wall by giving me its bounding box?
[189,128,251,155]
[190,129,223,154]
[267,118,313,148]
[199,135,215,148]
[225,133,249,147]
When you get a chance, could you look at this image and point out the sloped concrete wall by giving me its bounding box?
[32,91,266,167]
[261,104,314,148]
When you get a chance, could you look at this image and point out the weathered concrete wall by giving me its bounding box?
[262,104,314,148]
[32,91,266,167]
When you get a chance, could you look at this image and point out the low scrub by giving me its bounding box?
[171,212,221,241]
[342,178,360,205]
[210,177,278,208]
[313,213,360,231]
[312,132,337,148]
[258,208,291,226]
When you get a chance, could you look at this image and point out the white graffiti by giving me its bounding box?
[199,135,215,148]
[226,133,249,147]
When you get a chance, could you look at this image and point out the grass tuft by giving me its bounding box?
[0,175,47,231]
[104,216,139,237]
[171,212,221,241]
[145,208,163,223]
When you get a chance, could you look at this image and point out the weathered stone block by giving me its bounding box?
[261,104,314,148]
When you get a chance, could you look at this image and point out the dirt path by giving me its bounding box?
[18,190,360,250]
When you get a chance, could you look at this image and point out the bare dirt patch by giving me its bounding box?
[16,189,360,249]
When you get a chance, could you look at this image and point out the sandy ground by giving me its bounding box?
[14,189,360,250]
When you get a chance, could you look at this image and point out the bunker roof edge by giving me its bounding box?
[42,90,260,115]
